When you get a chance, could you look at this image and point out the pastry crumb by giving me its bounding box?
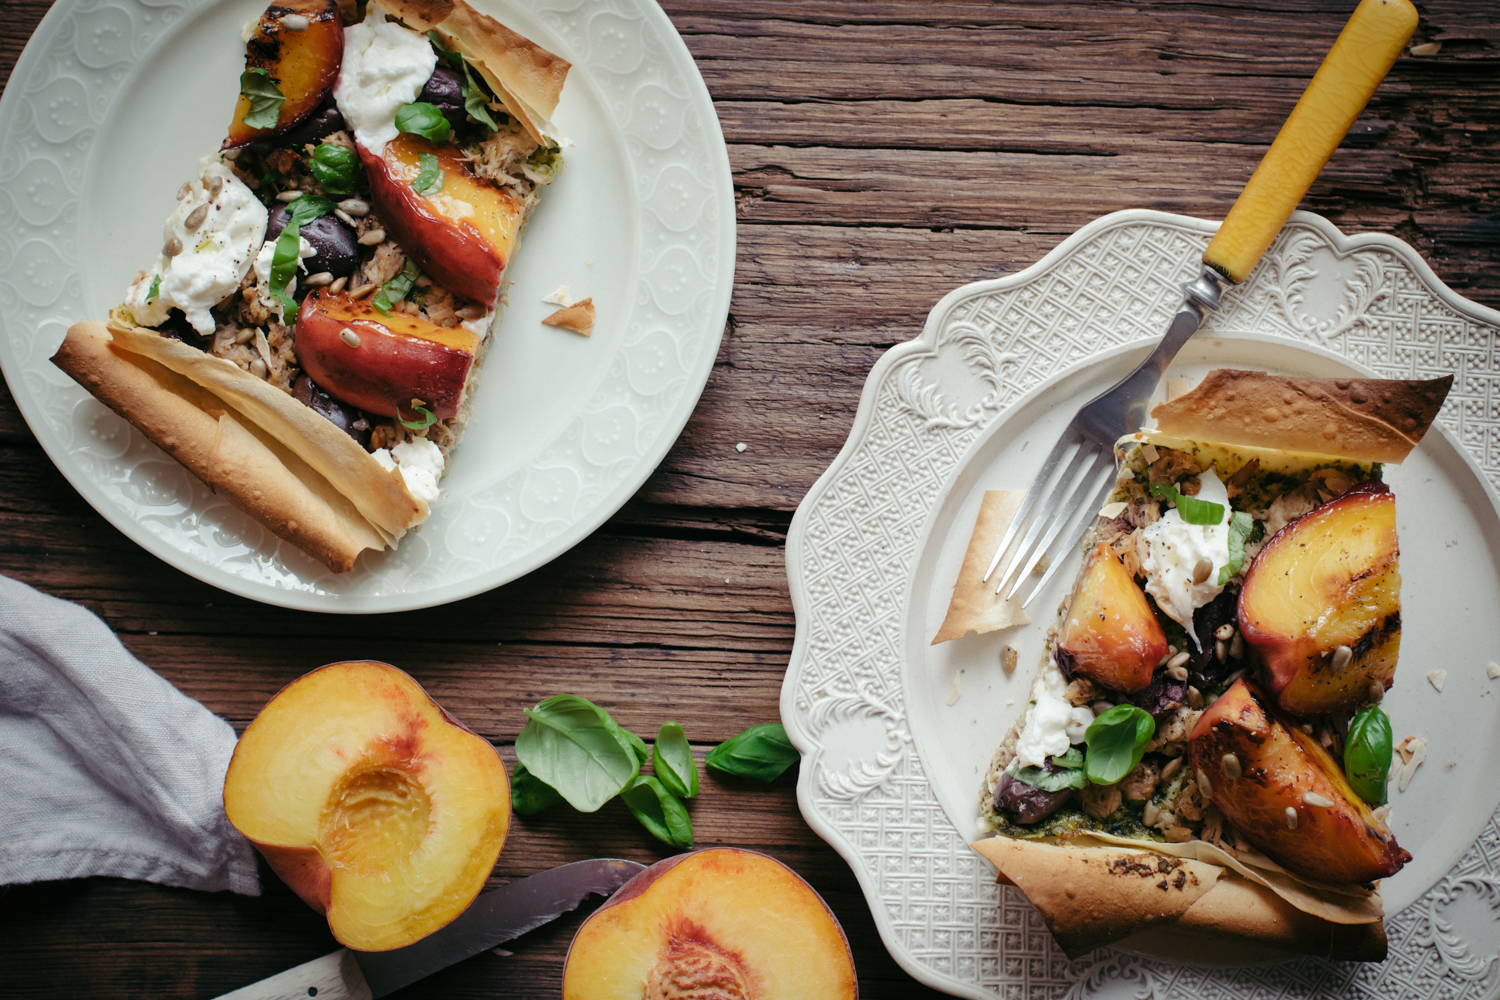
[1487,661,1499,679]
[947,669,964,707]
[541,297,594,335]
[1427,669,1448,692]
[1395,736,1427,792]
[542,284,573,306]
[735,442,747,453]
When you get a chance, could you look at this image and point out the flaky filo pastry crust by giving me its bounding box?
[972,838,1388,962]
[52,320,425,573]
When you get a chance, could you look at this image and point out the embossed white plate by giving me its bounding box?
[784,210,1500,999]
[0,0,732,610]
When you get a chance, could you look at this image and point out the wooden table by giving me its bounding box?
[2,1,1496,996]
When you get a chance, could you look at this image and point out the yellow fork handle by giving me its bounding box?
[1203,0,1417,284]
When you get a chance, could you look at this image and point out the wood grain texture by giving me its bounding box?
[1,0,1496,997]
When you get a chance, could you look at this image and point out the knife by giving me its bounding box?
[212,858,645,1000]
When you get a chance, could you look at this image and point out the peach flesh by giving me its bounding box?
[295,288,478,420]
[1055,542,1169,694]
[224,0,344,149]
[223,661,509,951]
[360,135,524,306]
[564,848,857,1000]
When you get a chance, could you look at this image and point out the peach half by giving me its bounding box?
[223,661,509,952]
[360,134,524,306]
[224,0,344,149]
[1055,541,1169,694]
[563,849,857,1000]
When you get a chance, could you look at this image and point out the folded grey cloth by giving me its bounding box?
[0,575,259,894]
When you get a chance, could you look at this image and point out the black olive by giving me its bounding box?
[267,206,360,278]
[293,374,371,448]
[155,308,212,351]
[249,102,348,153]
[418,66,468,133]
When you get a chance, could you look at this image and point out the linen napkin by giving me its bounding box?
[0,574,259,895]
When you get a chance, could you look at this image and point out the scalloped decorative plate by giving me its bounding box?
[0,0,732,611]
[783,209,1500,999]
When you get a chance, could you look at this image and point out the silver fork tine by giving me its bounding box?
[991,433,1092,596]
[981,431,1078,584]
[1003,446,1114,601]
[1016,461,1121,609]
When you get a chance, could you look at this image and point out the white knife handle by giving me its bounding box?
[211,949,373,1000]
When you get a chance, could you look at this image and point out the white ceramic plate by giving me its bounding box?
[0,0,733,611]
[783,209,1500,999]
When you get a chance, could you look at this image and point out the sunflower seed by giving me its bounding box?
[339,327,360,347]
[207,175,225,200]
[304,272,334,287]
[1285,807,1299,829]
[1191,558,1213,585]
[329,276,348,294]
[183,204,209,231]
[1331,645,1353,671]
[276,189,306,202]
[1161,757,1183,781]
[1215,624,1235,641]
[334,209,356,227]
[1221,753,1241,780]
[358,229,386,246]
[162,237,183,258]
[337,198,371,217]
[1197,769,1212,798]
[280,12,309,30]
[1302,791,1334,808]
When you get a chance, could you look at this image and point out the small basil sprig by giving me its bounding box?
[705,723,799,782]
[652,722,699,799]
[428,31,500,131]
[396,102,452,144]
[1217,511,1256,585]
[514,694,641,812]
[1011,747,1089,793]
[510,761,563,815]
[1149,482,1225,526]
[412,152,445,194]
[1084,705,1155,785]
[396,404,437,432]
[267,195,335,323]
[146,274,161,303]
[308,143,359,197]
[240,68,285,130]
[620,775,694,849]
[373,259,421,317]
[1345,704,1393,806]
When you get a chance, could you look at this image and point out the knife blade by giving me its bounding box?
[212,858,645,1000]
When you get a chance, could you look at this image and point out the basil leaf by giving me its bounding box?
[428,31,500,132]
[510,761,563,815]
[286,194,335,228]
[396,404,436,432]
[373,259,421,316]
[1217,511,1256,585]
[1011,762,1088,793]
[606,716,649,767]
[515,694,641,812]
[620,775,693,849]
[1149,482,1225,526]
[652,722,699,799]
[396,102,452,144]
[146,274,160,303]
[1345,705,1393,806]
[705,723,799,782]
[240,68,285,131]
[412,152,444,194]
[1050,746,1085,770]
[1084,705,1155,785]
[268,225,305,324]
[309,143,359,197]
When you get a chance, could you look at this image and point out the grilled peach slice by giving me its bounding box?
[360,135,524,305]
[295,288,479,421]
[1238,480,1400,715]
[224,0,343,149]
[1188,679,1409,884]
[564,849,856,1000]
[1055,541,1169,694]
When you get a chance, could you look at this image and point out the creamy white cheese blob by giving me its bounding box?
[1015,665,1094,770]
[251,235,316,313]
[372,437,447,504]
[1138,465,1233,647]
[334,3,437,157]
[123,157,268,335]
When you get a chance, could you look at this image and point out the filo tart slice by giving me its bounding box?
[53,318,425,573]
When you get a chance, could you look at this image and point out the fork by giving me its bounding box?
[980,0,1418,609]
